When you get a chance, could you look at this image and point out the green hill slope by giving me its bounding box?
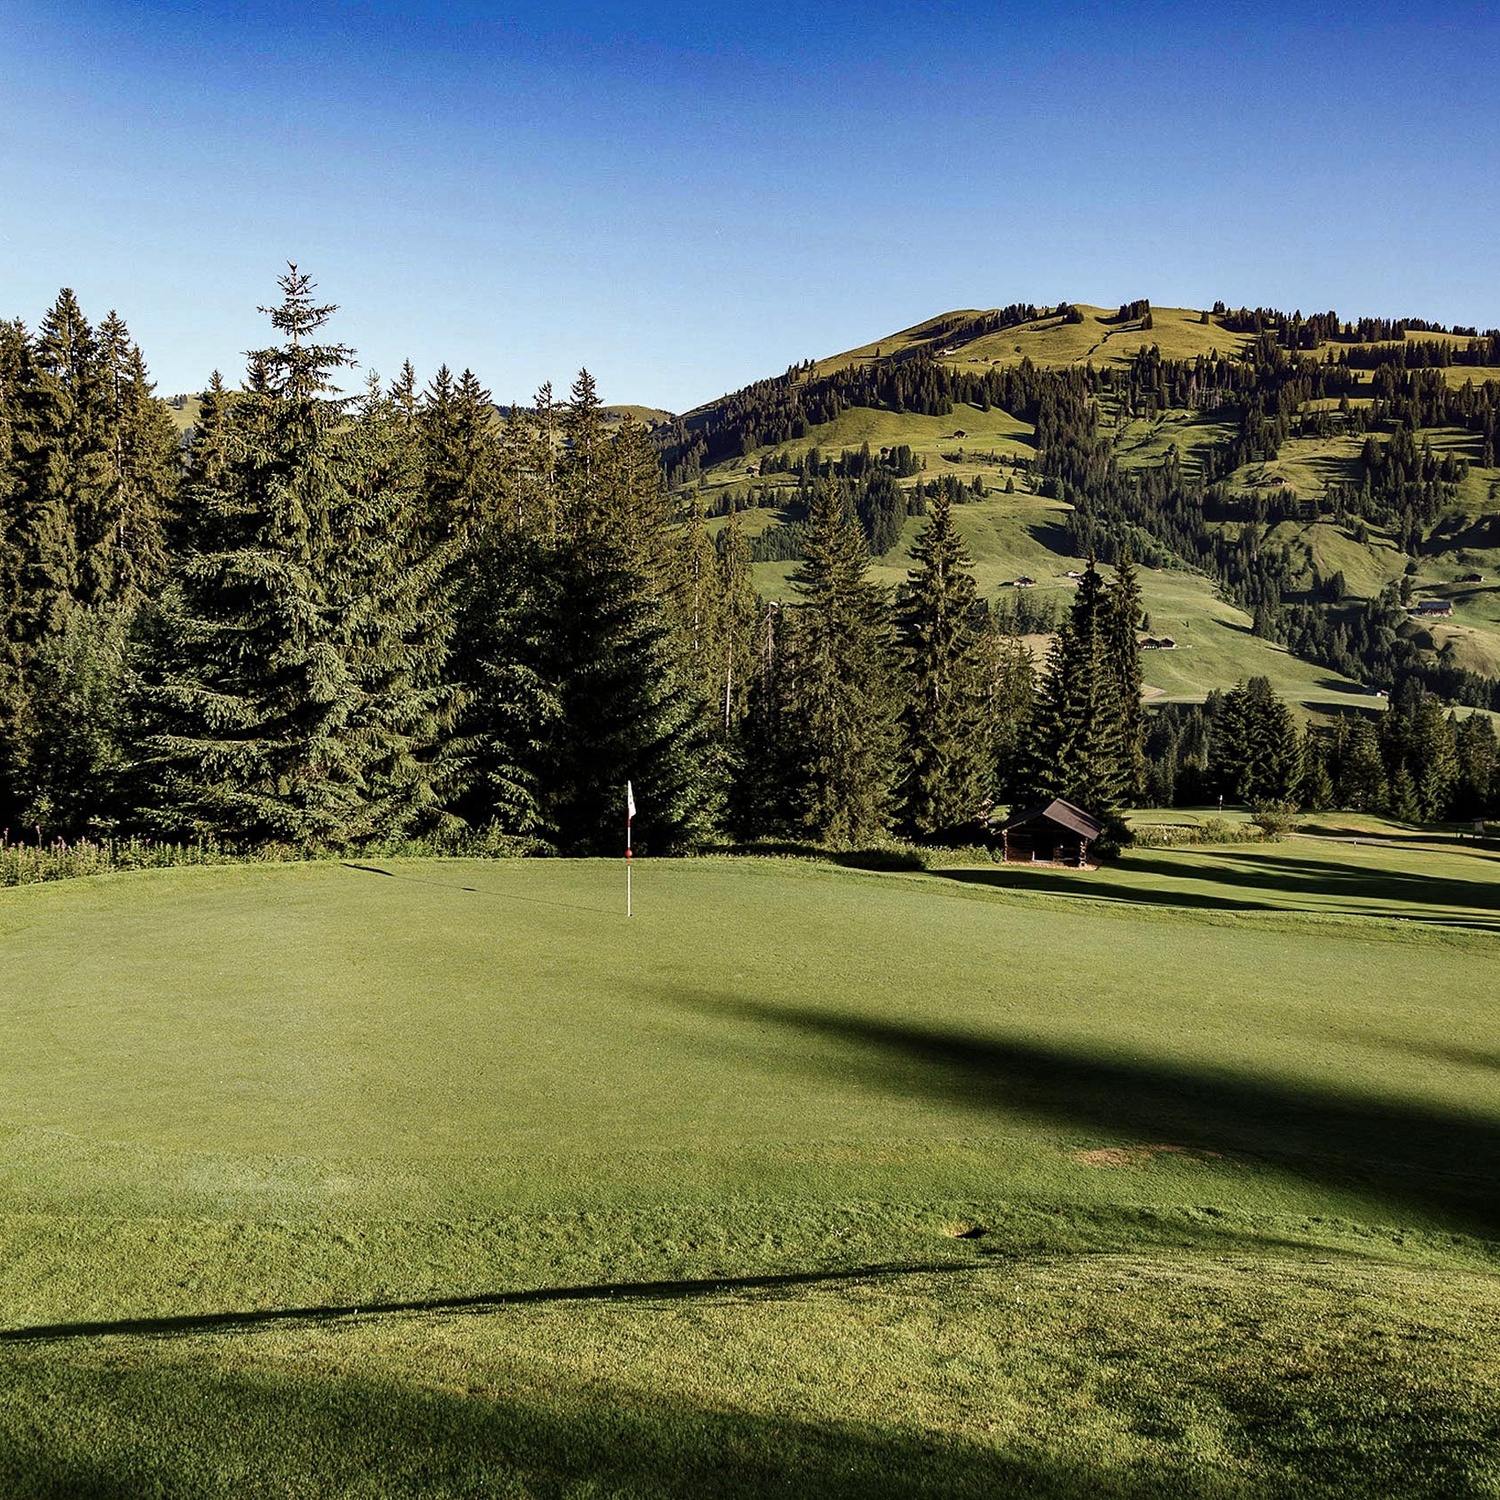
[677,300,1500,713]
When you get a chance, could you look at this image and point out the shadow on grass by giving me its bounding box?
[3,1280,1495,1499]
[1146,847,1500,922]
[936,852,1500,929]
[0,1263,972,1347]
[1297,822,1497,850]
[0,1350,1426,1500]
[677,996,1500,1242]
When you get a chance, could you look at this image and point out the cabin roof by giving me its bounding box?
[995,797,1105,840]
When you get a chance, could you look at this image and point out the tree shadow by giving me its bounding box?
[1151,847,1500,920]
[673,996,1500,1242]
[0,1353,1207,1500]
[3,1274,1495,1499]
[0,1263,967,1347]
[1024,519,1077,558]
[935,854,1500,929]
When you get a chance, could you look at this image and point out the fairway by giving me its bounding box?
[2,850,1499,1495]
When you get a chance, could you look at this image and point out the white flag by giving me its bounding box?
[626,782,636,823]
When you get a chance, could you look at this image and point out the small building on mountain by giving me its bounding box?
[1417,598,1454,616]
[994,798,1105,867]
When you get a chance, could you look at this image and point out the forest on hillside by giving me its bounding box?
[0,274,1495,858]
[663,303,1500,713]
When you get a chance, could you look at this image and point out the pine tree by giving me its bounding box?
[459,534,721,853]
[981,616,1036,802]
[785,482,899,844]
[0,318,31,814]
[1335,719,1388,811]
[178,371,236,551]
[1453,714,1496,816]
[606,413,677,582]
[1,295,178,828]
[1295,725,1334,811]
[1408,695,1459,820]
[84,312,175,608]
[8,291,97,654]
[715,499,761,734]
[1106,545,1147,801]
[1217,678,1300,804]
[559,369,607,542]
[1027,557,1126,813]
[142,266,460,846]
[420,366,503,543]
[898,486,989,834]
[672,496,724,705]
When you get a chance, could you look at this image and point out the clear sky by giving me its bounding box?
[2,0,1496,413]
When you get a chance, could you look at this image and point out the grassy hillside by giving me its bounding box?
[1,848,1498,1494]
[684,301,1500,712]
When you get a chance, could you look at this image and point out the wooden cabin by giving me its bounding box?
[994,798,1105,867]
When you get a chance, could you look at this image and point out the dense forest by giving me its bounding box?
[0,272,1132,853]
[1,276,1496,856]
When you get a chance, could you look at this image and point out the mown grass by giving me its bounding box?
[1,844,1498,1493]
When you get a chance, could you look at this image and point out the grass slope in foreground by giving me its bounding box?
[1,845,1499,1496]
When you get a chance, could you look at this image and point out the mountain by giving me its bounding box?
[659,301,1500,716]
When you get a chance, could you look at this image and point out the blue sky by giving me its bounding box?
[2,0,1496,412]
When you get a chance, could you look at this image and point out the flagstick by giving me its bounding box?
[626,814,633,918]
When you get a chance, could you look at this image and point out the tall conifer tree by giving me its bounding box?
[1028,557,1127,813]
[898,486,990,834]
[1106,545,1147,802]
[785,481,898,843]
[143,266,459,845]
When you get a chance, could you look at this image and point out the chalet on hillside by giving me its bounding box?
[1417,599,1454,617]
[994,798,1104,867]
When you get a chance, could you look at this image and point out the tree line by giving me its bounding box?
[0,272,1159,854]
[1143,677,1497,820]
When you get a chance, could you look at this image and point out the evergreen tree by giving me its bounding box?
[715,499,761,735]
[19,605,133,832]
[1216,677,1301,804]
[1106,545,1147,801]
[1027,557,1127,813]
[1295,725,1334,811]
[7,290,97,655]
[142,266,459,845]
[85,312,175,607]
[784,483,899,843]
[459,534,721,853]
[178,371,236,551]
[897,486,990,834]
[494,385,561,541]
[0,296,177,828]
[420,366,503,543]
[1409,696,1458,820]
[1453,714,1497,816]
[982,616,1036,802]
[559,369,607,542]
[673,496,725,706]
[606,413,677,582]
[1334,718,1388,811]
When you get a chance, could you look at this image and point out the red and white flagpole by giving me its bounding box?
[625,781,635,918]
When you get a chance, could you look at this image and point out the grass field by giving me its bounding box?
[2,836,1499,1495]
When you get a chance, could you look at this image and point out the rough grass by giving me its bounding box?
[1,846,1499,1493]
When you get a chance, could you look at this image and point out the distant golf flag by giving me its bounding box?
[625,782,636,917]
